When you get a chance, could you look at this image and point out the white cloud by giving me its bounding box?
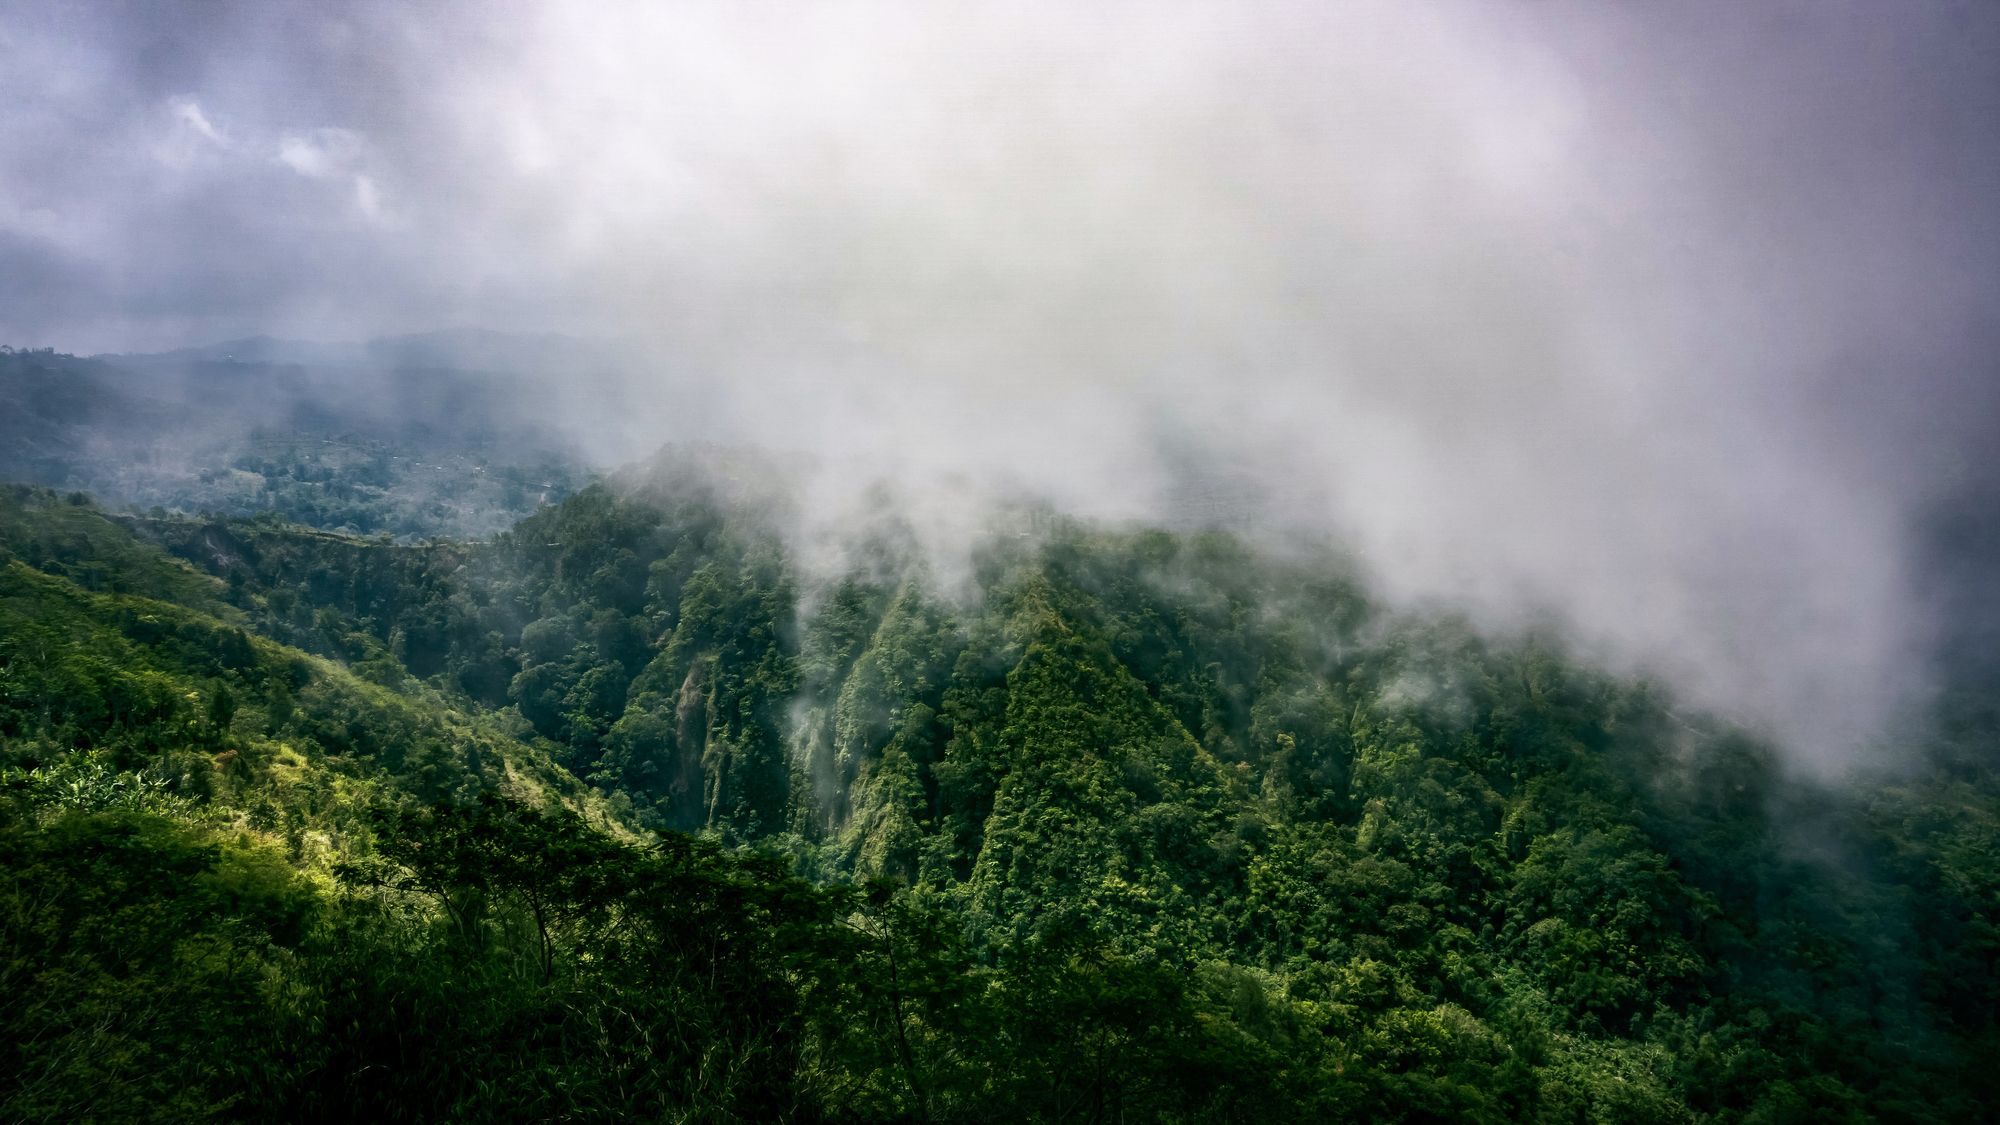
[278,127,393,225]
[353,173,390,225]
[275,127,362,178]
[154,96,226,166]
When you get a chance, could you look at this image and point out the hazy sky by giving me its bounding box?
[3,1,1998,766]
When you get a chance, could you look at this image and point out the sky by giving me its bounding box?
[3,0,1998,767]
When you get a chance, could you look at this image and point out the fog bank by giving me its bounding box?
[5,1,1998,765]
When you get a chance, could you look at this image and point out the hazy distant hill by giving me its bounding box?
[117,327,624,374]
[0,337,601,537]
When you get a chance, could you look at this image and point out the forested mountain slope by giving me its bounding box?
[2,458,1997,1122]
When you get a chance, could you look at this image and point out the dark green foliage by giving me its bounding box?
[1,465,1996,1121]
[0,811,317,1123]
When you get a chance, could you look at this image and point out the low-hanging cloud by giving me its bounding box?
[3,0,1997,767]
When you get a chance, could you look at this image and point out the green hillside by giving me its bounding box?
[2,469,1996,1122]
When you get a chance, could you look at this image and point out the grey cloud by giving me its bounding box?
[2,0,1996,766]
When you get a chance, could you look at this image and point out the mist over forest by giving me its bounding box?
[2,2,1998,1121]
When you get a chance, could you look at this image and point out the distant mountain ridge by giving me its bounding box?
[100,327,623,375]
[0,336,600,537]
